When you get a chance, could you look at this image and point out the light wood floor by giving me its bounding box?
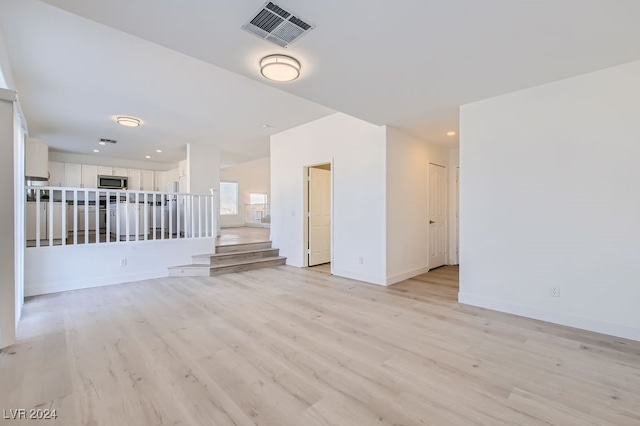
[2,266,640,425]
[217,226,270,246]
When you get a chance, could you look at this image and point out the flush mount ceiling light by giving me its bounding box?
[116,116,141,127]
[260,55,301,82]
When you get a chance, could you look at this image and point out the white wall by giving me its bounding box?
[0,89,20,349]
[448,148,460,265]
[460,59,640,341]
[187,142,220,195]
[220,156,270,228]
[0,28,15,89]
[49,151,178,172]
[385,127,450,284]
[271,113,388,285]
[25,238,215,296]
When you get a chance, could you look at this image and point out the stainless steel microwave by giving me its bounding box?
[98,175,128,190]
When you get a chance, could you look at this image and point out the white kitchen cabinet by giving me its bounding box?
[167,167,179,184]
[26,202,63,243]
[154,171,164,192]
[178,160,187,177]
[64,163,82,188]
[26,202,46,241]
[140,170,154,191]
[109,202,149,240]
[50,202,63,240]
[26,138,48,178]
[113,168,128,177]
[97,166,113,176]
[128,169,141,190]
[178,175,188,193]
[48,161,65,187]
[81,165,98,188]
[77,205,97,232]
[66,205,74,234]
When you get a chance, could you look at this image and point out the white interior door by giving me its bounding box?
[308,167,331,266]
[429,163,447,269]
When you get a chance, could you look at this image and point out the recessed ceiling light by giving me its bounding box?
[156,149,162,153]
[116,116,141,127]
[93,149,100,153]
[145,155,151,159]
[447,131,456,136]
[98,141,106,146]
[260,55,301,82]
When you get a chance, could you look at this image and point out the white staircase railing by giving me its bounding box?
[26,186,218,248]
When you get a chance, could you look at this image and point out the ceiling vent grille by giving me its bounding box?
[242,2,314,47]
[99,138,117,144]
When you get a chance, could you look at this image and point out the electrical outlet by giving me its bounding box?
[120,258,127,267]
[358,257,364,265]
[550,286,560,297]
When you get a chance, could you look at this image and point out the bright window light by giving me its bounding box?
[220,182,238,215]
[249,193,268,205]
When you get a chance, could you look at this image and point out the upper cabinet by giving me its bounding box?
[55,162,170,192]
[113,168,128,177]
[140,170,155,191]
[64,163,97,188]
[64,163,82,187]
[26,138,48,178]
[178,160,188,177]
[127,169,141,191]
[97,166,113,176]
[48,161,64,187]
[81,165,98,188]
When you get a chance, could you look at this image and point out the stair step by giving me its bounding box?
[192,248,280,265]
[215,241,272,254]
[169,256,286,277]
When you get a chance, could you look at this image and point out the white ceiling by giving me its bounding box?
[0,0,334,165]
[3,0,640,163]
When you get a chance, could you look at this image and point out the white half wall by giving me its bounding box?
[220,156,270,228]
[460,59,640,341]
[25,238,215,296]
[385,127,450,284]
[271,113,387,285]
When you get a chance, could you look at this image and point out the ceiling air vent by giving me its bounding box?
[99,138,117,144]
[242,1,314,47]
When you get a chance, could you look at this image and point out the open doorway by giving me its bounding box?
[304,163,332,273]
[428,162,447,270]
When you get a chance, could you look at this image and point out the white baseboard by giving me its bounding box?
[26,271,166,297]
[459,292,640,342]
[331,268,387,286]
[385,266,431,285]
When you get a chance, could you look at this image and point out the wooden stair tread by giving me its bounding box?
[193,248,277,259]
[215,241,271,249]
[170,256,286,270]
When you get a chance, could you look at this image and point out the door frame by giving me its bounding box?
[428,162,448,270]
[303,160,334,272]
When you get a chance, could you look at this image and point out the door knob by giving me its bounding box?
[429,220,435,224]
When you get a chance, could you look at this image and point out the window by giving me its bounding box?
[219,182,238,215]
[249,193,268,205]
